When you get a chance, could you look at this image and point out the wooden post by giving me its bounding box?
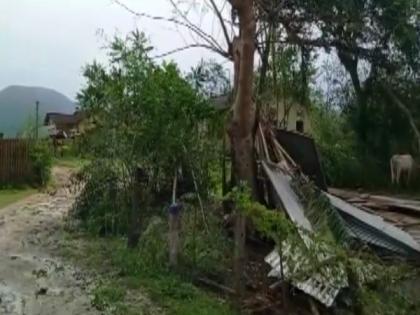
[168,171,182,269]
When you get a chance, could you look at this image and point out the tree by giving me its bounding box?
[78,31,216,247]
[114,0,259,192]
[275,0,419,145]
[187,59,231,98]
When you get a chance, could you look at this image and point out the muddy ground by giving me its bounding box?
[0,167,99,315]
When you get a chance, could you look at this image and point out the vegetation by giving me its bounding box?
[62,214,234,315]
[64,31,237,314]
[62,234,233,315]
[0,188,37,209]
[29,140,53,187]
[53,156,86,170]
[74,31,221,238]
[230,185,419,314]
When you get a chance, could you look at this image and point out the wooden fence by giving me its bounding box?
[0,139,33,185]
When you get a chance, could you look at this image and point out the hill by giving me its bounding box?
[0,85,76,137]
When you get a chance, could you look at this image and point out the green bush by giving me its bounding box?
[71,160,131,235]
[29,141,52,187]
[92,283,126,312]
[180,203,232,276]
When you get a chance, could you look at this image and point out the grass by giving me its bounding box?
[53,156,88,170]
[59,232,235,315]
[0,188,37,209]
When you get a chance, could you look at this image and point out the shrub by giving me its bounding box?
[71,160,131,235]
[29,140,52,187]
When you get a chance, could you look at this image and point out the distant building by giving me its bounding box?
[268,100,311,134]
[44,111,85,139]
[210,94,311,134]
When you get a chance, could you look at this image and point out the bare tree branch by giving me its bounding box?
[208,0,232,48]
[167,0,225,53]
[151,44,229,59]
[113,0,229,58]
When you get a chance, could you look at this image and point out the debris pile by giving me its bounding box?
[253,122,420,309]
[329,188,420,257]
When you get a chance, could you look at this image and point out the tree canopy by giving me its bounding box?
[78,31,217,188]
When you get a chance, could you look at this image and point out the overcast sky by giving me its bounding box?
[0,0,228,100]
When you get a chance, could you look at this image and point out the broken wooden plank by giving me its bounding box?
[328,188,361,200]
[396,222,420,228]
[370,195,420,207]
[368,195,420,216]
[329,188,420,217]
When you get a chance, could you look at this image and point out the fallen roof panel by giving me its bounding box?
[326,193,420,255]
[265,248,346,307]
[262,161,312,232]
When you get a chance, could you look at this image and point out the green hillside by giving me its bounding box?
[0,85,75,137]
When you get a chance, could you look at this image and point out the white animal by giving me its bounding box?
[390,154,415,185]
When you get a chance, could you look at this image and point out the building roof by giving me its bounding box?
[44,111,84,126]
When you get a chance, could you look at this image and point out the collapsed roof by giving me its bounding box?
[257,125,420,307]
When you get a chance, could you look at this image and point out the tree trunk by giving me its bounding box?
[229,0,257,194]
[229,0,256,311]
[337,50,369,142]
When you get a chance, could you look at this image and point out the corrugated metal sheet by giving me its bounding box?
[262,161,312,232]
[262,161,420,308]
[265,245,347,307]
[262,161,346,306]
[328,188,420,253]
[326,193,420,257]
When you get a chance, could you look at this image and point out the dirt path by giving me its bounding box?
[0,167,99,315]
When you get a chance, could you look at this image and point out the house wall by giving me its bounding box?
[269,100,311,134]
[47,120,57,136]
